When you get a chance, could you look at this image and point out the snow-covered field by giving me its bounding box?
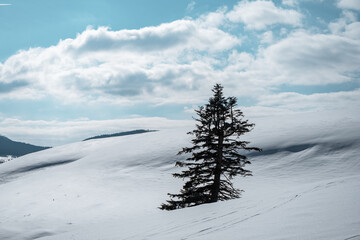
[0,155,15,164]
[1,112,360,240]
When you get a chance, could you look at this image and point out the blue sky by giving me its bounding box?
[0,0,359,145]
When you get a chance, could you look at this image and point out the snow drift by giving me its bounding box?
[0,112,359,240]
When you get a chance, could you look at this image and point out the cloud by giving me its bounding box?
[282,0,298,7]
[0,1,359,112]
[0,81,28,93]
[329,10,357,34]
[0,13,240,104]
[337,0,360,11]
[250,30,360,85]
[65,15,236,55]
[227,0,302,30]
[187,1,196,12]
[0,117,193,146]
[257,89,360,112]
[2,107,358,148]
[260,31,274,44]
[68,22,200,54]
[344,22,360,39]
[0,4,11,6]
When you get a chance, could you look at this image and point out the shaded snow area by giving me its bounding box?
[1,113,360,240]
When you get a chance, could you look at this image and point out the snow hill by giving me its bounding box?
[0,113,359,240]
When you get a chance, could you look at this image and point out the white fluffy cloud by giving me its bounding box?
[227,0,302,30]
[0,13,239,104]
[344,21,360,38]
[260,31,274,43]
[222,24,360,89]
[253,30,360,85]
[337,0,360,10]
[329,10,357,34]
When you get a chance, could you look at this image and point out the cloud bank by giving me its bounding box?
[0,12,241,104]
[1,2,358,106]
[0,117,193,146]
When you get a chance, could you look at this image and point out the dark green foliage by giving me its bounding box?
[160,84,261,210]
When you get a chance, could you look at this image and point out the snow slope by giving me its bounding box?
[0,114,360,240]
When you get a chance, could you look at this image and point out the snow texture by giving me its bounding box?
[0,112,359,240]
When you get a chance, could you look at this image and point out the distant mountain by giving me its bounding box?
[0,135,50,157]
[83,129,157,141]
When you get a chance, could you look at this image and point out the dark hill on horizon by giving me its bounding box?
[0,135,50,157]
[83,129,157,141]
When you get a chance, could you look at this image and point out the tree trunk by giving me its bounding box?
[212,133,223,202]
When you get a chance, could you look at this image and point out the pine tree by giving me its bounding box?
[160,84,261,210]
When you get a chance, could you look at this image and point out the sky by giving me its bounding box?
[0,0,359,146]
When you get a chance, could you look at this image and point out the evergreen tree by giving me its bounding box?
[160,84,261,210]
